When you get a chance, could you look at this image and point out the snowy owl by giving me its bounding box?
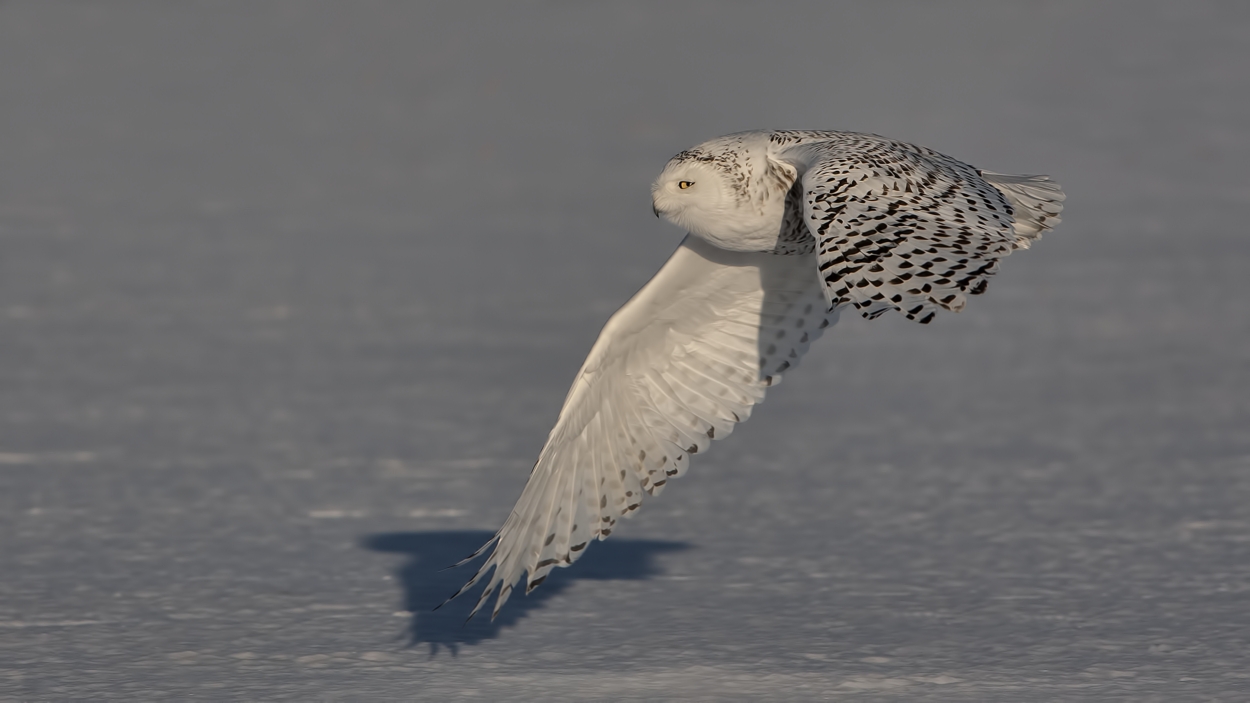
[448,130,1064,619]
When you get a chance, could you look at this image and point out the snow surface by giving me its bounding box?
[2,1,1249,700]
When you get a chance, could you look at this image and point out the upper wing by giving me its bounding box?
[775,133,1065,323]
[455,235,837,619]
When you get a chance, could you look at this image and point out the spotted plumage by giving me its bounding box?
[450,130,1065,619]
[773,131,1062,321]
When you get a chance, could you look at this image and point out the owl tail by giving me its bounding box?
[981,172,1066,248]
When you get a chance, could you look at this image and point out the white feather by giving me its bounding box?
[462,234,835,618]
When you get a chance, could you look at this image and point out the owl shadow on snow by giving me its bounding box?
[360,530,689,655]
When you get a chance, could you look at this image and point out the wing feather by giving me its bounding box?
[771,132,1065,324]
[457,234,834,618]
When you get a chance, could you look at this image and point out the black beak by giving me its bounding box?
[652,203,661,218]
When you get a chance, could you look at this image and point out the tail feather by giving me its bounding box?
[981,172,1065,247]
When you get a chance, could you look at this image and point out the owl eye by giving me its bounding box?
[678,181,694,189]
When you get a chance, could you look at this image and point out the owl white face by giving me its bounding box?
[650,160,731,239]
[650,138,793,253]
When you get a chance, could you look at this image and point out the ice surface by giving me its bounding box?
[1,1,1249,700]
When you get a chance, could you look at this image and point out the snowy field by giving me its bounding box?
[2,2,1249,700]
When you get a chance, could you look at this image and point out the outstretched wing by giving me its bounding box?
[453,235,837,619]
[774,133,1065,323]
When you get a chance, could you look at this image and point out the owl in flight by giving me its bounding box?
[448,130,1064,619]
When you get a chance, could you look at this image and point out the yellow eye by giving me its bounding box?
[678,181,694,189]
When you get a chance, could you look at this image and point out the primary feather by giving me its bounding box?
[451,130,1064,619]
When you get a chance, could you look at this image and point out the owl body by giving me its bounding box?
[451,130,1066,619]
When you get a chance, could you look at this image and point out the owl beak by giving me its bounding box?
[652,202,661,218]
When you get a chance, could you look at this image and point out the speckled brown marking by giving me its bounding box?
[768,130,1061,323]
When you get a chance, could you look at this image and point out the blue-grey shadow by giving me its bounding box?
[360,530,689,655]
